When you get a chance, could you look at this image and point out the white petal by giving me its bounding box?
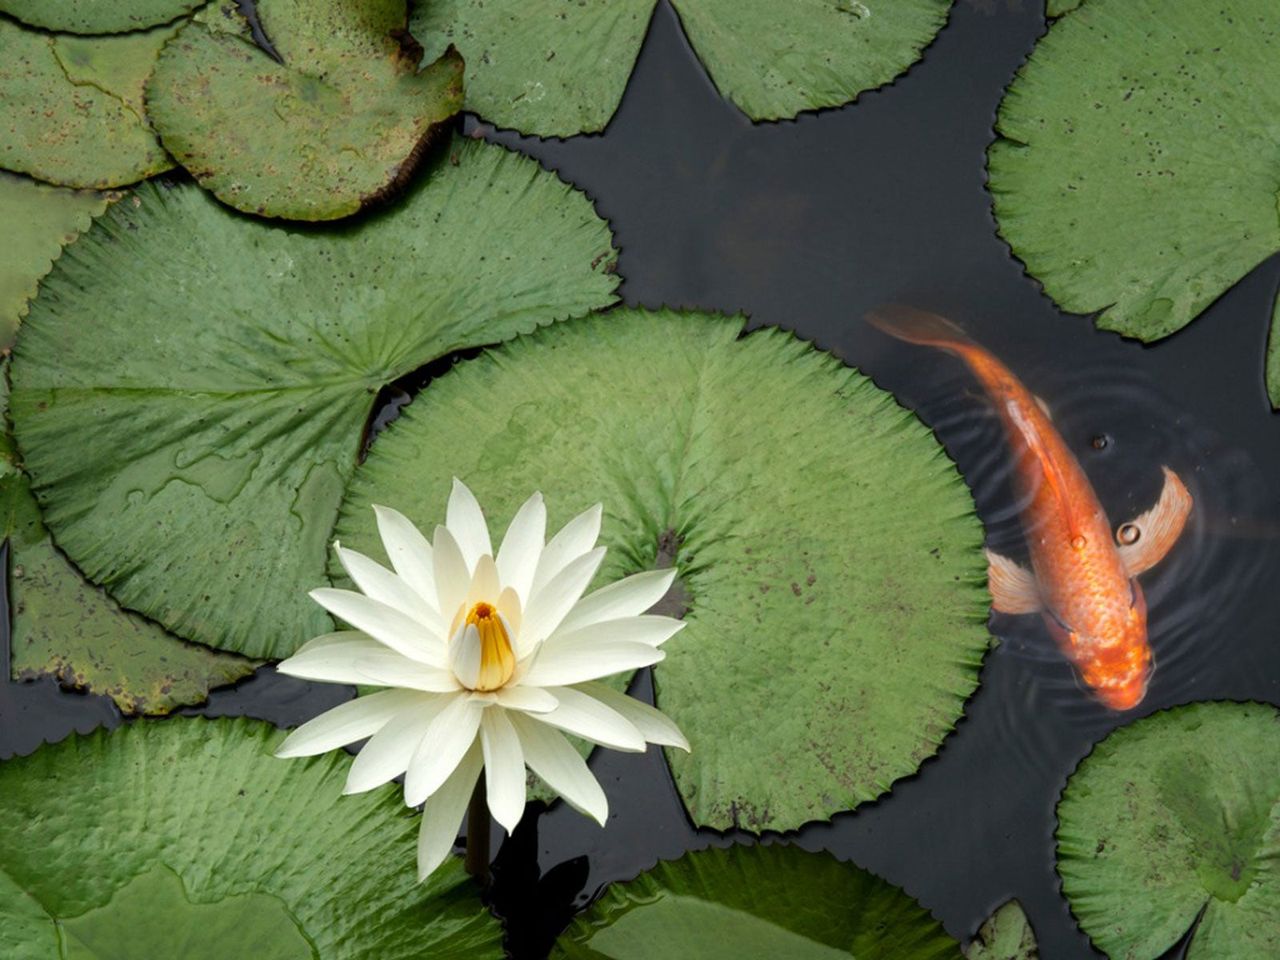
[334,543,444,633]
[373,504,436,604]
[574,681,690,751]
[556,569,676,634]
[432,525,471,629]
[535,686,646,752]
[416,740,484,882]
[344,696,449,794]
[277,632,385,685]
[461,553,501,612]
[356,650,461,693]
[496,492,546,604]
[532,503,602,596]
[519,546,606,654]
[310,588,445,667]
[447,478,492,570]
[480,709,527,832]
[493,685,558,714]
[275,689,426,758]
[545,615,686,650]
[448,623,482,691]
[520,641,663,688]
[510,712,608,826]
[404,694,484,806]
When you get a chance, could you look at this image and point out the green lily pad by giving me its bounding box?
[146,0,464,220]
[965,900,1037,960]
[0,17,175,188]
[1045,0,1081,16]
[0,0,200,34]
[0,366,252,714]
[336,309,989,831]
[1057,701,1280,959]
[413,0,952,137]
[988,0,1280,405]
[0,717,504,959]
[550,844,961,958]
[10,136,618,661]
[0,173,107,352]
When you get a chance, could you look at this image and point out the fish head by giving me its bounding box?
[1053,580,1153,711]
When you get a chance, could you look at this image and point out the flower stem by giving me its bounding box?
[465,773,490,886]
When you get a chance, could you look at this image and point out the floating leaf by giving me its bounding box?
[550,844,961,959]
[1045,0,1081,16]
[0,17,175,188]
[0,718,503,958]
[0,367,252,714]
[1057,701,1280,959]
[0,173,106,352]
[965,900,1037,960]
[337,310,989,831]
[10,137,618,661]
[146,0,464,219]
[0,0,200,34]
[413,0,953,136]
[988,0,1280,405]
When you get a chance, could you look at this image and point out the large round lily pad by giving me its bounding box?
[551,844,961,958]
[0,173,106,352]
[336,310,990,831]
[9,136,618,661]
[0,17,175,188]
[146,0,464,220]
[0,0,200,34]
[413,0,952,136]
[0,717,503,958]
[1057,701,1280,959]
[988,0,1280,405]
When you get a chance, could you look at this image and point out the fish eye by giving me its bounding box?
[1116,523,1140,546]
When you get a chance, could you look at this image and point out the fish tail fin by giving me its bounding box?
[865,305,976,352]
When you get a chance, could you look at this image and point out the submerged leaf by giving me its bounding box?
[1057,701,1280,959]
[965,899,1037,960]
[551,844,961,959]
[0,0,200,34]
[0,718,504,958]
[414,0,952,136]
[337,310,989,831]
[0,173,106,352]
[988,0,1280,405]
[10,137,618,660]
[0,17,175,188]
[147,0,464,219]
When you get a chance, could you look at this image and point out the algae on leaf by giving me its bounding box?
[414,0,952,137]
[10,136,619,661]
[0,18,176,188]
[1057,701,1280,959]
[337,310,990,832]
[0,718,504,959]
[988,0,1280,405]
[147,0,464,219]
[0,0,200,34]
[551,844,962,959]
[0,173,107,352]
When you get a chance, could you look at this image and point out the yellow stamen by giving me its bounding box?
[467,602,515,692]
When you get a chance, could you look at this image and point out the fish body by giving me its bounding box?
[868,307,1192,710]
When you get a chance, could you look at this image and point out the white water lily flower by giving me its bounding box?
[276,479,689,880]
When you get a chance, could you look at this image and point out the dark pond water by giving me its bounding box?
[4,1,1280,957]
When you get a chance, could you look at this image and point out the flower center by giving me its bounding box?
[466,601,515,692]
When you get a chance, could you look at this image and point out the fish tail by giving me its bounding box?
[865,305,976,353]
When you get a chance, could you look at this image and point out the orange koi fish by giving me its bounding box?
[868,306,1192,710]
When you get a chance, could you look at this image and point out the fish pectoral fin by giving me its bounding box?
[1117,465,1194,577]
[986,549,1042,614]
